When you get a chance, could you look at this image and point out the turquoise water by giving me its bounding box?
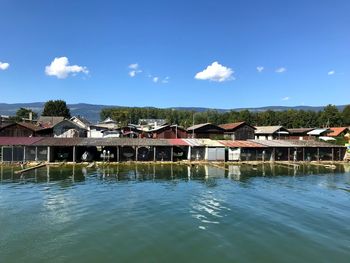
[0,164,349,263]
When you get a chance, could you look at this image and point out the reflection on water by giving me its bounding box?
[1,163,350,184]
[1,163,350,263]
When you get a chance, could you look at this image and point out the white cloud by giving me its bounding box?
[129,63,139,70]
[45,57,88,79]
[129,71,136,77]
[153,77,159,83]
[195,61,234,82]
[0,61,10,70]
[162,76,170,83]
[257,66,264,73]
[275,67,286,73]
[282,96,290,101]
[328,70,335,75]
[128,63,142,77]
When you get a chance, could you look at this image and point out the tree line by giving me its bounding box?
[9,100,350,129]
[101,104,350,128]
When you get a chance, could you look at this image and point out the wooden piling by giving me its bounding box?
[14,163,46,174]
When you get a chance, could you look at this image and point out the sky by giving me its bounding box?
[0,0,349,109]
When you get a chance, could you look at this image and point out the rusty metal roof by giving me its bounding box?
[219,122,255,131]
[32,137,83,146]
[251,139,343,148]
[288,128,314,134]
[37,116,65,127]
[0,137,45,146]
[218,140,264,148]
[167,139,189,146]
[78,138,170,146]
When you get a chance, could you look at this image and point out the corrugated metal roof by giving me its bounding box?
[32,137,83,146]
[288,128,314,134]
[18,122,52,132]
[218,140,264,148]
[219,122,255,131]
[187,123,224,131]
[255,126,288,135]
[78,138,170,146]
[167,139,189,146]
[0,137,45,146]
[307,128,330,136]
[38,116,65,127]
[181,138,203,146]
[0,122,51,132]
[251,139,343,148]
[286,139,342,148]
[182,139,224,147]
[0,137,343,149]
[186,123,211,131]
[252,140,300,147]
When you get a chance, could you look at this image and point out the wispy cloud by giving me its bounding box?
[328,70,335,75]
[45,57,88,79]
[275,67,286,73]
[0,61,10,70]
[195,61,234,82]
[147,74,169,84]
[128,63,142,77]
[282,96,290,101]
[256,66,264,73]
[162,76,170,83]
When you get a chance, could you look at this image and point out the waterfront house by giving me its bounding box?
[327,127,349,138]
[147,124,187,139]
[186,123,225,139]
[38,116,88,138]
[37,116,65,127]
[70,116,92,130]
[0,137,346,163]
[307,128,332,141]
[87,117,120,138]
[53,119,87,138]
[254,126,289,140]
[94,117,119,130]
[219,122,255,140]
[139,118,167,129]
[182,138,225,161]
[0,122,52,137]
[0,115,10,125]
[218,140,265,161]
[286,128,315,140]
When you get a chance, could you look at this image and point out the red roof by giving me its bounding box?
[218,140,264,148]
[328,127,349,137]
[0,137,45,146]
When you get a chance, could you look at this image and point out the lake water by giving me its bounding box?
[0,163,350,263]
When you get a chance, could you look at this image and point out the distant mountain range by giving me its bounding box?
[0,102,347,123]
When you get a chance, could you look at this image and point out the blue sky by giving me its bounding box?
[0,0,349,108]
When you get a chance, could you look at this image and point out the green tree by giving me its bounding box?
[17,108,38,120]
[318,104,342,127]
[42,100,71,118]
[342,105,350,125]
